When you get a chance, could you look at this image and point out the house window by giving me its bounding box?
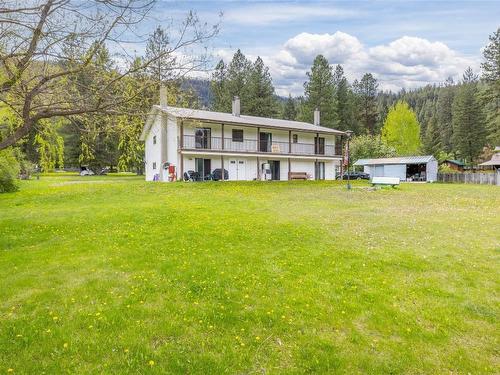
[292,134,298,143]
[152,162,157,170]
[232,129,244,142]
[153,135,157,145]
[195,128,211,149]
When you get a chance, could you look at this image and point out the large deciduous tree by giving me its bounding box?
[0,1,219,150]
[381,101,421,155]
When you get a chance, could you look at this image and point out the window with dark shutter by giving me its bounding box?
[232,129,243,142]
[292,134,298,143]
[153,135,157,145]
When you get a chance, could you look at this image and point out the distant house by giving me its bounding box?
[441,159,465,172]
[140,89,346,182]
[479,146,500,170]
[354,155,438,182]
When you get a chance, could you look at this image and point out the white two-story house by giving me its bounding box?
[140,89,346,182]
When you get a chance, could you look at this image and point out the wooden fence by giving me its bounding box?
[438,172,499,186]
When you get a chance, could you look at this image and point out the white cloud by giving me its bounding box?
[284,32,364,65]
[215,32,479,95]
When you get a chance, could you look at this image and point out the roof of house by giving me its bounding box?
[479,152,500,166]
[442,159,465,166]
[354,155,436,166]
[140,105,345,140]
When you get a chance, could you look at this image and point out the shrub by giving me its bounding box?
[0,149,20,193]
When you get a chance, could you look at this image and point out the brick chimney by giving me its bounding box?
[232,96,240,117]
[314,108,320,126]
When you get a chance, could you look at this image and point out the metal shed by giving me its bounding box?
[354,155,438,182]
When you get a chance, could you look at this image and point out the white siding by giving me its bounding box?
[384,164,407,181]
[426,160,438,182]
[144,116,340,182]
[144,114,164,181]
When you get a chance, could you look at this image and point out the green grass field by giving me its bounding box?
[0,176,499,374]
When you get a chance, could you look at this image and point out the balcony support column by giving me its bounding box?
[288,130,291,154]
[180,120,184,148]
[257,156,260,180]
[180,154,183,180]
[221,155,224,181]
[257,127,260,152]
[221,123,224,150]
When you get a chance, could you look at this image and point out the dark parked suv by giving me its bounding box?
[337,171,370,180]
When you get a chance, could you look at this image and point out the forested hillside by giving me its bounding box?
[207,28,499,165]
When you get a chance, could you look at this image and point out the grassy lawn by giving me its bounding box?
[0,176,499,374]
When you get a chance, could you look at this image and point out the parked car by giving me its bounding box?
[337,171,370,180]
[80,166,95,176]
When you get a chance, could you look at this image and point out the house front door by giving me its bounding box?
[269,160,280,180]
[228,159,246,180]
[315,162,325,180]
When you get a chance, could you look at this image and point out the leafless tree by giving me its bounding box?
[0,0,219,150]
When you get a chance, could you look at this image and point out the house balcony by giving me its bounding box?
[180,135,342,157]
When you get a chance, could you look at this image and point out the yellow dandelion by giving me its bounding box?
[52,316,59,321]
[7,369,14,373]
[124,348,129,353]
[148,360,155,366]
[63,343,68,348]
[255,336,260,341]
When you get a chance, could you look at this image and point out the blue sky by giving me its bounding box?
[146,0,500,95]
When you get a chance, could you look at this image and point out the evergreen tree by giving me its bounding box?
[381,100,421,155]
[423,114,441,156]
[353,73,378,134]
[436,78,455,154]
[145,25,176,84]
[210,59,230,112]
[452,68,486,163]
[283,94,297,120]
[332,65,356,132]
[226,49,252,112]
[481,28,500,146]
[246,57,277,117]
[300,55,335,127]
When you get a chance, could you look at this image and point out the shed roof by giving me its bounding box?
[140,105,345,140]
[354,155,436,166]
